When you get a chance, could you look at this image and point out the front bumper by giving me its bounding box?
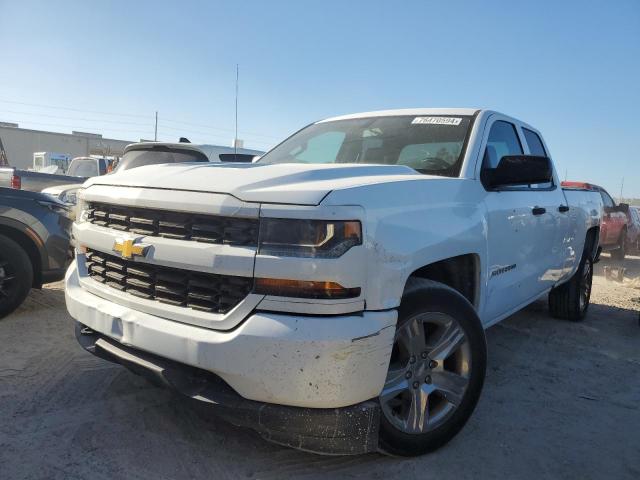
[65,262,397,408]
[75,323,382,455]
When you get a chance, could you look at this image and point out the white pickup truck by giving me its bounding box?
[65,108,602,456]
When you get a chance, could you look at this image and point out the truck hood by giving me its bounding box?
[85,162,423,205]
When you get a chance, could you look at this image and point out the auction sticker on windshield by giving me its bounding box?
[411,116,462,126]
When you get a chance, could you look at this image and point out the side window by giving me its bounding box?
[291,131,345,164]
[483,121,522,169]
[600,191,615,209]
[522,128,547,156]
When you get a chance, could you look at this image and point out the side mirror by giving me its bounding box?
[618,202,630,213]
[484,155,553,189]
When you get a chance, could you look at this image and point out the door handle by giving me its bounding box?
[532,207,546,216]
[558,205,570,213]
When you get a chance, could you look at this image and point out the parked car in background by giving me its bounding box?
[42,143,266,211]
[627,206,640,254]
[0,187,72,318]
[561,182,630,259]
[67,108,602,456]
[113,141,264,173]
[0,156,109,193]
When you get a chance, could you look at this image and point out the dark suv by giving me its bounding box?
[0,187,72,318]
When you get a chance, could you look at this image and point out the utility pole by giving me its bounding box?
[564,168,567,182]
[234,64,239,156]
[154,111,158,141]
[619,177,624,202]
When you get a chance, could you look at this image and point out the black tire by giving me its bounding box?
[611,229,626,261]
[548,254,593,321]
[378,278,486,457]
[0,235,33,319]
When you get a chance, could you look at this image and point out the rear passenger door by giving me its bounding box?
[481,118,542,322]
[520,126,569,284]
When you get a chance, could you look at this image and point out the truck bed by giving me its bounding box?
[0,167,87,192]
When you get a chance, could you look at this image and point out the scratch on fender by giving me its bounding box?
[351,324,394,343]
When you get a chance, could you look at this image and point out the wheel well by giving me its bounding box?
[0,226,42,287]
[407,254,478,308]
[585,227,599,260]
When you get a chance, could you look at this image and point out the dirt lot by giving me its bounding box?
[1,256,639,479]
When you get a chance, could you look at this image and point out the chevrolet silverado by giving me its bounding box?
[65,108,602,456]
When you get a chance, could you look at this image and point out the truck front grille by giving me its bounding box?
[85,249,253,314]
[87,202,258,246]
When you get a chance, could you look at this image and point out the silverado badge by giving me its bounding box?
[113,238,149,260]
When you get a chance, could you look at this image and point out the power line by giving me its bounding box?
[158,123,277,145]
[160,117,281,141]
[0,99,282,142]
[0,118,153,137]
[0,109,153,127]
[0,99,151,118]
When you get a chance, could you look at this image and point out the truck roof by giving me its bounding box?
[320,108,481,123]
[561,181,602,191]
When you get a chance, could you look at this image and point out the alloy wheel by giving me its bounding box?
[579,258,592,312]
[380,312,471,434]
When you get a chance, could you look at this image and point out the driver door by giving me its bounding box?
[480,117,551,323]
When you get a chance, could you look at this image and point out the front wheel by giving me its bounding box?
[0,235,33,319]
[378,278,487,456]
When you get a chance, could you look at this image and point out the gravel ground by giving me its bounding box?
[1,255,639,479]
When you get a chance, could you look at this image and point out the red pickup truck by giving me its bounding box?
[561,182,630,260]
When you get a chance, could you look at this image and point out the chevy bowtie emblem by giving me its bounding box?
[113,238,149,259]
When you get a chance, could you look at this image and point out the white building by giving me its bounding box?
[0,123,134,169]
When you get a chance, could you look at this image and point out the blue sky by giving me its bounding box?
[1,0,639,196]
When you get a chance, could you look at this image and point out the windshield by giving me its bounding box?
[68,159,98,177]
[115,147,208,172]
[259,115,473,176]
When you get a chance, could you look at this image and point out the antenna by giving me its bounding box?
[234,64,239,156]
[619,177,624,202]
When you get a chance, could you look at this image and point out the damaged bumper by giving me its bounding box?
[75,322,382,455]
[65,263,396,409]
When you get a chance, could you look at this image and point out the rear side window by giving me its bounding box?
[523,128,547,156]
[483,121,523,169]
[600,191,615,208]
[68,159,99,177]
[116,147,209,172]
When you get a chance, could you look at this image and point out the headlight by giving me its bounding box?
[75,189,88,223]
[59,190,78,205]
[258,218,362,258]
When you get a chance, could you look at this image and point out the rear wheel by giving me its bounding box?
[378,278,486,456]
[549,254,593,321]
[0,235,33,319]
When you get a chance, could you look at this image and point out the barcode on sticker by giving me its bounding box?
[411,117,462,126]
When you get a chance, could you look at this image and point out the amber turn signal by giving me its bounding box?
[255,278,360,299]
